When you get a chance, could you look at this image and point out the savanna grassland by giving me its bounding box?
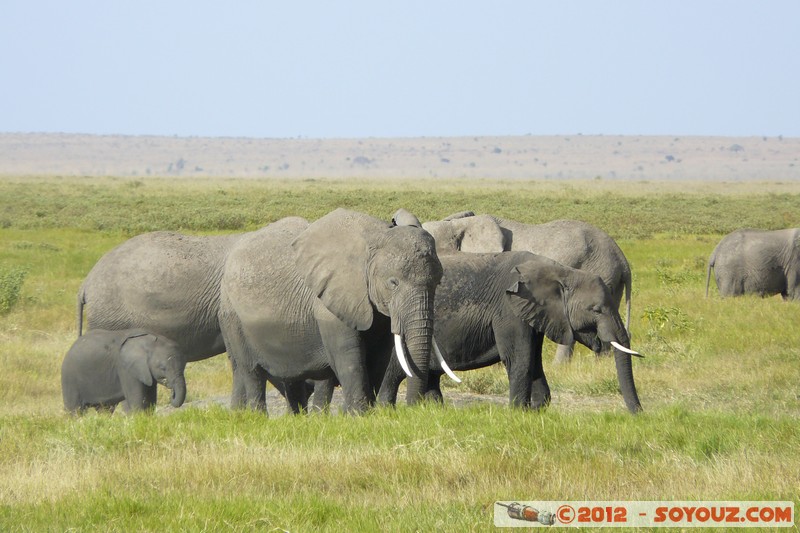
[1,176,799,531]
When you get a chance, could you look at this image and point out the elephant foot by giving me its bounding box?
[530,379,551,410]
[246,398,267,412]
[424,389,444,403]
[341,400,370,415]
[530,398,551,411]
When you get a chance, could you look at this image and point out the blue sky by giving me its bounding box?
[1,1,798,138]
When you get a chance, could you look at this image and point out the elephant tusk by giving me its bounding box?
[611,341,644,358]
[433,338,461,383]
[394,335,414,378]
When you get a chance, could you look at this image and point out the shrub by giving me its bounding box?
[0,266,27,314]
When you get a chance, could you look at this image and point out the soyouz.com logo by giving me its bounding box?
[494,501,795,528]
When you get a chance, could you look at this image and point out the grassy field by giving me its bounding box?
[1,176,799,531]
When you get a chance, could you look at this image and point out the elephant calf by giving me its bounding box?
[61,329,188,414]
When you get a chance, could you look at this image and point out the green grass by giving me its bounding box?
[1,176,799,531]
[2,176,800,238]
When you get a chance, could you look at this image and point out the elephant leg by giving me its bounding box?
[424,373,444,403]
[284,380,311,414]
[530,334,551,410]
[553,342,574,364]
[142,384,158,411]
[123,383,158,412]
[318,321,370,414]
[505,358,534,409]
[377,353,404,406]
[310,378,336,413]
[228,354,248,409]
[237,365,267,412]
[220,309,265,410]
[90,404,108,415]
[496,323,540,409]
[787,270,800,300]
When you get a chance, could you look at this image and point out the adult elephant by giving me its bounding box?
[377,251,643,413]
[77,231,243,362]
[218,208,445,414]
[420,212,632,363]
[706,228,800,300]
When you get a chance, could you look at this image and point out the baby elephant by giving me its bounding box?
[61,329,188,414]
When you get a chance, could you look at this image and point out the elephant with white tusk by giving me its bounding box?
[218,208,444,414]
[377,251,643,413]
[418,211,632,364]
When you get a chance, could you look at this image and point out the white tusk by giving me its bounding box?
[433,338,461,383]
[610,341,644,358]
[394,335,413,377]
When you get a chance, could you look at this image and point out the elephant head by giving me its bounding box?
[419,213,507,255]
[120,333,187,408]
[505,256,643,413]
[292,208,444,402]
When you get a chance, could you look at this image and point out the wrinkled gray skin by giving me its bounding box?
[377,252,643,413]
[78,231,243,362]
[706,228,800,300]
[61,329,187,414]
[218,208,443,414]
[421,212,632,363]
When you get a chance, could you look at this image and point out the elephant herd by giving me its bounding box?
[61,206,800,417]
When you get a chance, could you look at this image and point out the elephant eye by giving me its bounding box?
[591,305,602,314]
[387,277,400,290]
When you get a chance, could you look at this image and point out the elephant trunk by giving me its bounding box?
[598,316,642,413]
[403,319,433,404]
[393,290,435,405]
[169,375,187,408]
[614,349,642,414]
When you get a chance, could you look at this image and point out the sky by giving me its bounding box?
[1,1,799,139]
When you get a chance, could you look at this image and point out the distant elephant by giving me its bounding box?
[218,208,445,414]
[61,329,187,414]
[77,231,243,362]
[706,228,800,300]
[377,251,643,413]
[420,212,632,363]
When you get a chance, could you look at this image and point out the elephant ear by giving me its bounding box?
[391,208,421,228]
[457,214,506,253]
[292,208,383,331]
[505,262,574,346]
[119,333,154,386]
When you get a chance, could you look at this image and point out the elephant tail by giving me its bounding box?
[76,286,86,338]
[705,249,717,298]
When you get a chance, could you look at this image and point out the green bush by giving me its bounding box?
[0,266,26,314]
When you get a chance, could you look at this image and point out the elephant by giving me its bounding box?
[419,212,632,363]
[77,231,243,362]
[218,208,445,414]
[706,228,800,300]
[61,329,187,414]
[377,251,643,413]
